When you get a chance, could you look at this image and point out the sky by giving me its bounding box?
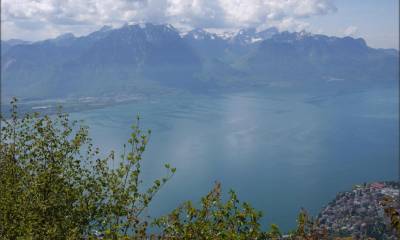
[1,0,399,49]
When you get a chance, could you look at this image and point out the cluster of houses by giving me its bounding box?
[316,181,399,239]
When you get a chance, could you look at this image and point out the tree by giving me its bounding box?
[0,98,174,239]
[154,182,282,240]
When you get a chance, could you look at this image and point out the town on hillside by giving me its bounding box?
[317,181,400,239]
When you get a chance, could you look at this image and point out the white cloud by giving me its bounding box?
[1,0,337,40]
[343,26,359,37]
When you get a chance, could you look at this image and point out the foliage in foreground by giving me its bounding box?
[154,182,282,239]
[0,98,174,239]
[1,99,399,239]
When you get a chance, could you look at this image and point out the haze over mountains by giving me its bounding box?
[1,23,398,102]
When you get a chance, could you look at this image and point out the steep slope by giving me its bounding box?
[242,32,399,88]
[2,23,201,100]
[1,24,398,101]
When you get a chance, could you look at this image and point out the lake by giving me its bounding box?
[71,87,399,231]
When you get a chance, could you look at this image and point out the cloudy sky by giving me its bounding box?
[1,0,399,49]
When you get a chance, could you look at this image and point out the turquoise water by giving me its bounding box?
[71,88,399,231]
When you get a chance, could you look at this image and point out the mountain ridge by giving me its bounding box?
[1,23,398,102]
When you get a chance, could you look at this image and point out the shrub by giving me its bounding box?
[154,182,283,240]
[0,98,174,239]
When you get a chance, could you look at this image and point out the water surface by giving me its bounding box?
[71,88,399,231]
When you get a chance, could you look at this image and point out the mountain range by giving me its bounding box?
[1,23,398,102]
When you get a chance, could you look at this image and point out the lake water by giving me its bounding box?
[71,87,398,231]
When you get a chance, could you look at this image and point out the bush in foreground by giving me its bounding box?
[0,99,174,239]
